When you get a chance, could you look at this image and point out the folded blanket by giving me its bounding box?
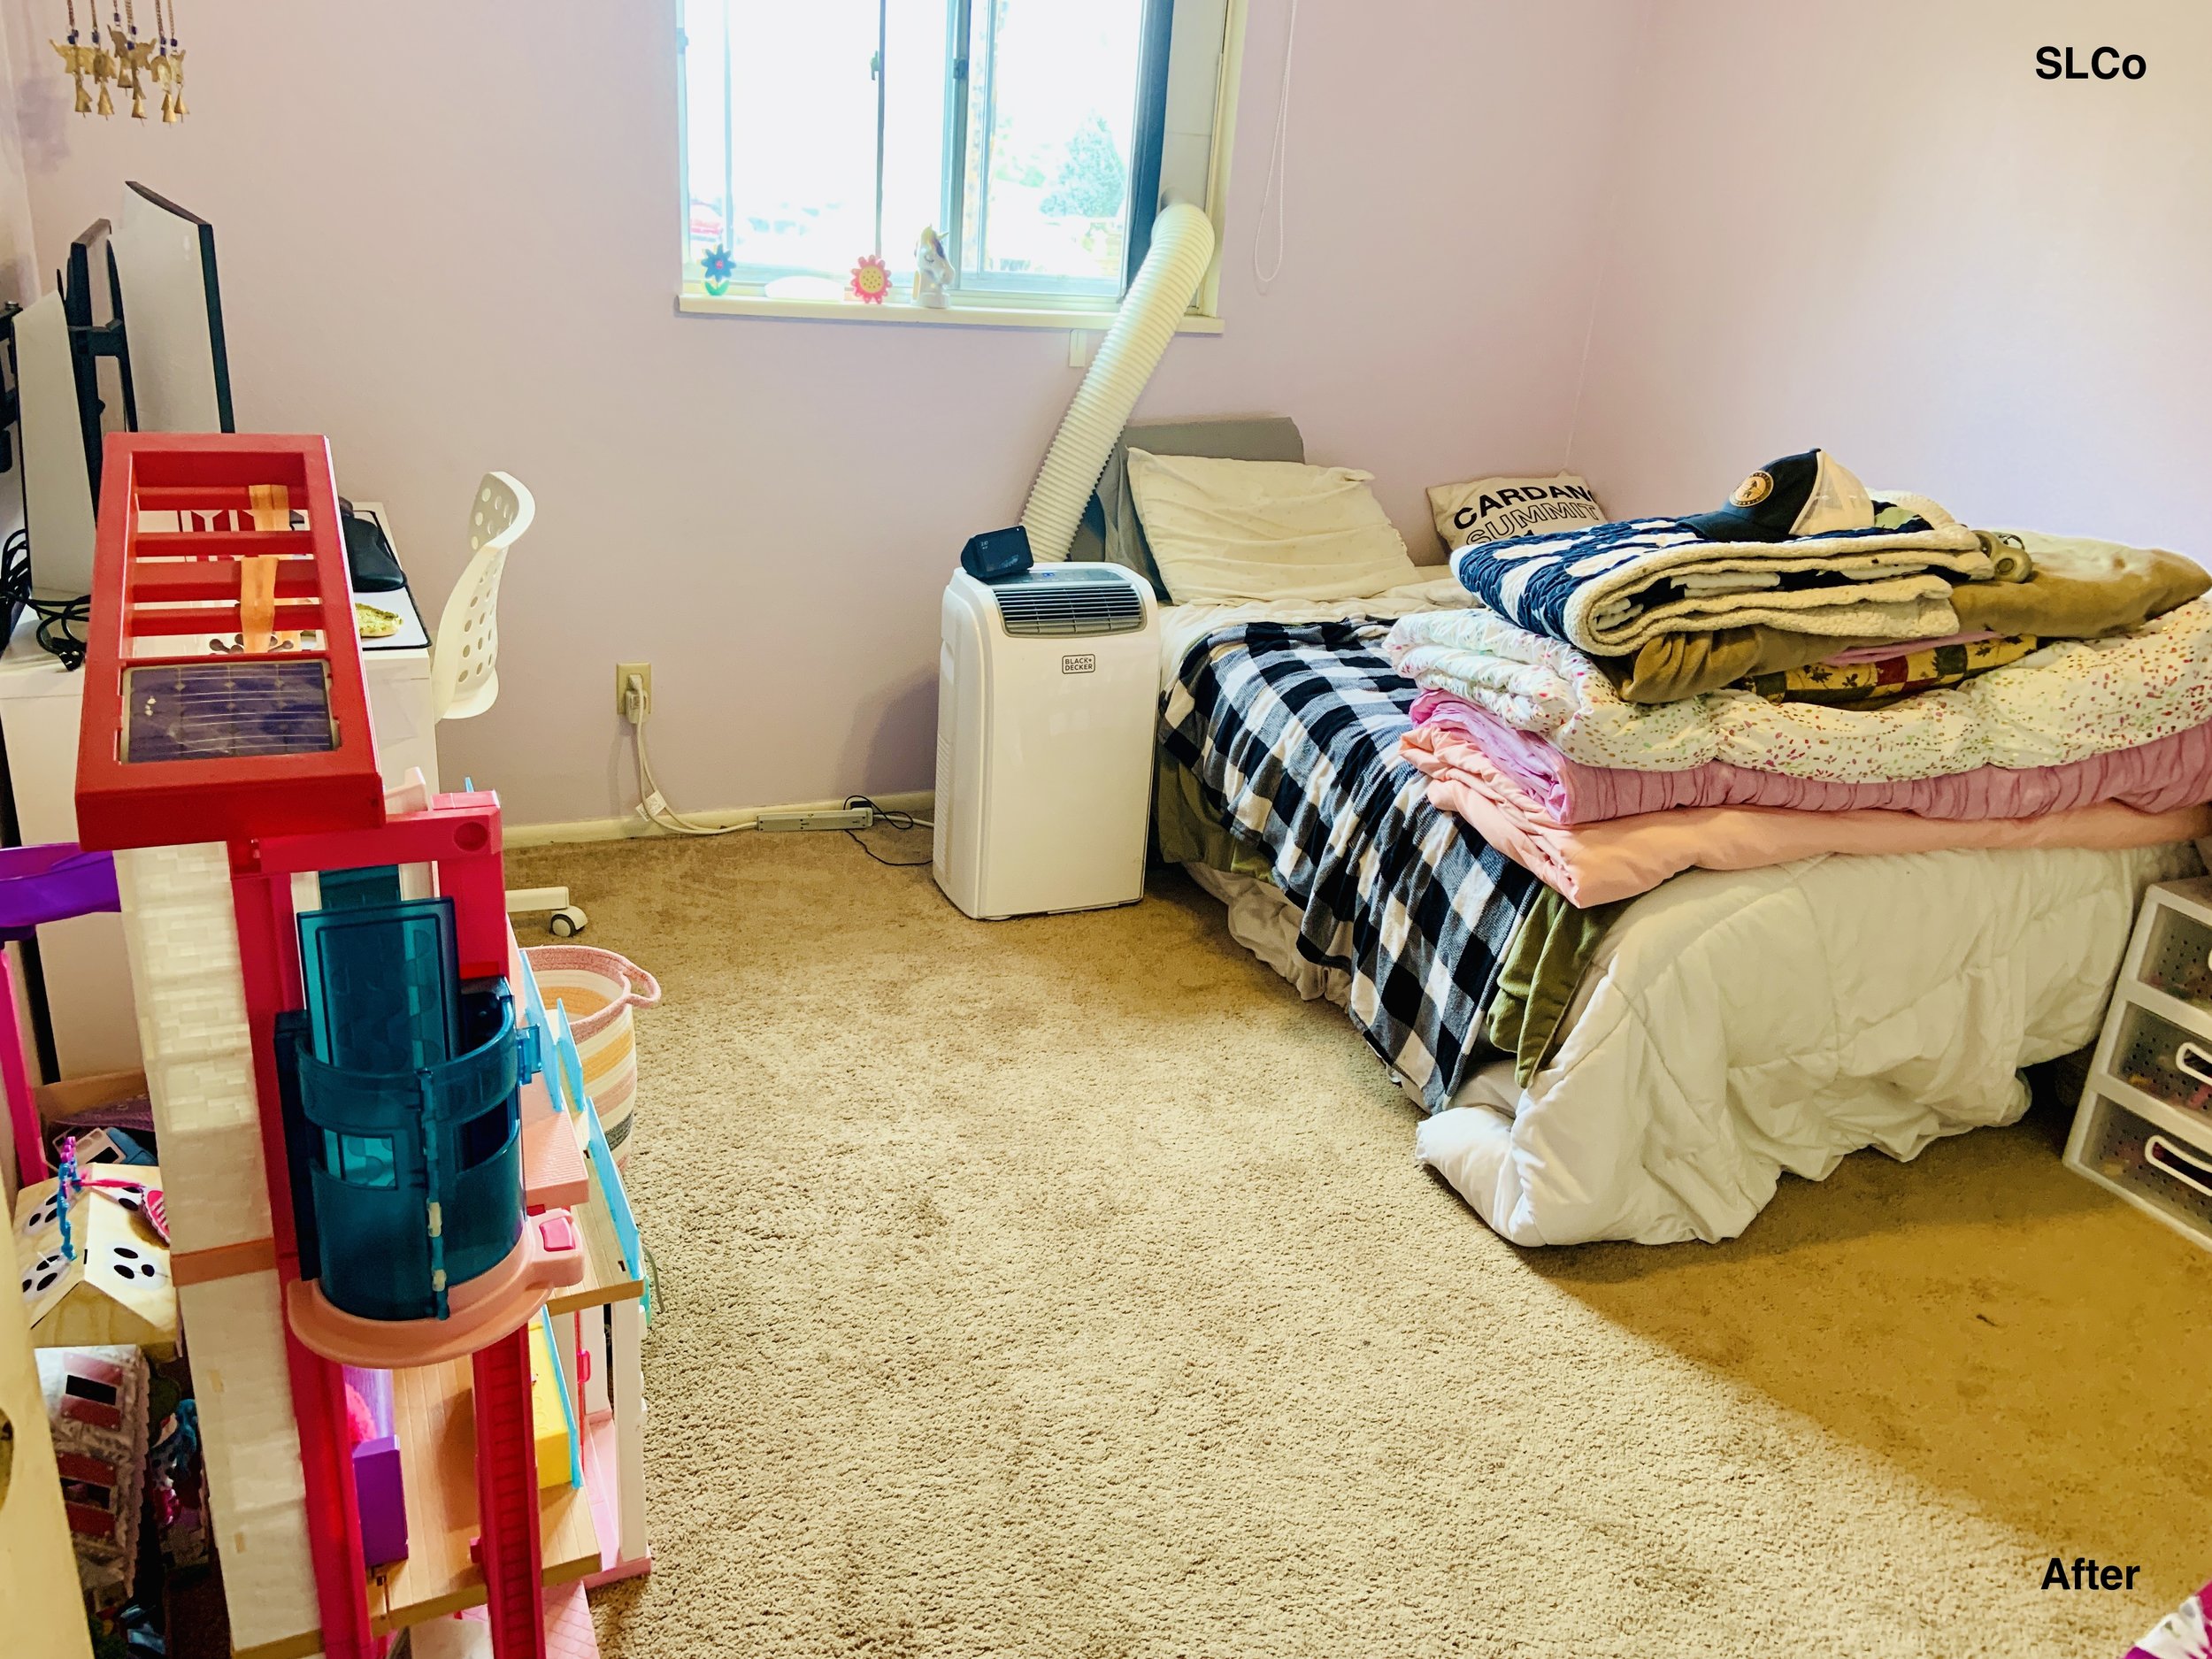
[1604,531,2208,703]
[1386,599,2212,781]
[1449,490,1991,656]
[1599,624,1888,704]
[1740,632,2039,707]
[1405,691,2212,826]
[1415,744,2212,906]
[1956,529,2210,638]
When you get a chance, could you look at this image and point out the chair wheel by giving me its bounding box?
[548,905,588,937]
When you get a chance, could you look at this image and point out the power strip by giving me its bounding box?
[757,807,875,833]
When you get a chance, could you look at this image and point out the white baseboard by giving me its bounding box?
[505,789,934,850]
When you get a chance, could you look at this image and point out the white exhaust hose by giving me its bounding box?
[1021,201,1217,562]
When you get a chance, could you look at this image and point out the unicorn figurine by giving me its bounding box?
[913,227,954,310]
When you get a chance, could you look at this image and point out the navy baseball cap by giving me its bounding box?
[1680,449,1874,542]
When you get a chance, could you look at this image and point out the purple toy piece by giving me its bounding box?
[0,842,121,1186]
[0,843,119,941]
[343,1367,410,1566]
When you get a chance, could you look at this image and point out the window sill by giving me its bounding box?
[676,289,1225,334]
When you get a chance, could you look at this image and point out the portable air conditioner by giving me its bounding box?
[933,564,1158,919]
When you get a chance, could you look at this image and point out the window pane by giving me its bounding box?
[881,3,956,278]
[962,0,1146,294]
[680,2,732,265]
[687,4,886,277]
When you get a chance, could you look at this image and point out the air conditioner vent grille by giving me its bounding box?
[990,567,1144,637]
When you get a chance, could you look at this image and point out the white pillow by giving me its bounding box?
[1427,471,1606,550]
[1125,449,1420,605]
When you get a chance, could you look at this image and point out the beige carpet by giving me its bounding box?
[508,830,2211,1659]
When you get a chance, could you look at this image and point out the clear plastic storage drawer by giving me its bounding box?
[2136,898,2212,1012]
[2107,1001,2212,1122]
[2075,1094,2212,1242]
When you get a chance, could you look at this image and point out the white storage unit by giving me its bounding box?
[2068,876,2212,1249]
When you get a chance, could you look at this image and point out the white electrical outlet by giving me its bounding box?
[616,662,653,720]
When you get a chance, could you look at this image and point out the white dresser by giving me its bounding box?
[0,503,442,1075]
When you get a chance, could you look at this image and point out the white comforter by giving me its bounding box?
[1418,841,2200,1245]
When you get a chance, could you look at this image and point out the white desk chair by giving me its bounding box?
[431,472,588,936]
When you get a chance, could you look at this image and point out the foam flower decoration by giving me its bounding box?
[701,245,735,296]
[850,253,891,304]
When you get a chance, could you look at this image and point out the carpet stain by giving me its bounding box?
[508,830,2208,1659]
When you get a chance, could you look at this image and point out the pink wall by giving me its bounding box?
[7,1,1641,826]
[1569,1,2212,553]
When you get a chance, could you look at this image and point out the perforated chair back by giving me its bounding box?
[430,472,534,722]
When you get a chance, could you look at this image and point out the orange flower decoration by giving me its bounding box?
[849,254,891,304]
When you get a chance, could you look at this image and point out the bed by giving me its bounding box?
[1082,419,2203,1247]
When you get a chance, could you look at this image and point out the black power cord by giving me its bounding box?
[1,527,93,670]
[841,794,933,867]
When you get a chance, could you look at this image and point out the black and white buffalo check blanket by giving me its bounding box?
[1162,619,1545,1111]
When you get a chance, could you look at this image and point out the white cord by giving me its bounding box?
[633,717,751,837]
[622,677,933,845]
[1251,0,1300,291]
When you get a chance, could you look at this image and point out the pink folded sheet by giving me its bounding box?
[1409,741,2212,907]
[1407,688,2212,827]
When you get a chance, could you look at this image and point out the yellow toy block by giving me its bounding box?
[529,1310,576,1491]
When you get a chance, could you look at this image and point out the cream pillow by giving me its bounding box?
[1427,471,1606,550]
[1125,449,1421,605]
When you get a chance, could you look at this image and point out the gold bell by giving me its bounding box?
[129,86,146,119]
[96,81,112,116]
[74,79,92,114]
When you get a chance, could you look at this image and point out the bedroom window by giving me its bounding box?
[676,0,1237,328]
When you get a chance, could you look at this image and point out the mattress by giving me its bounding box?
[1164,609,2205,1245]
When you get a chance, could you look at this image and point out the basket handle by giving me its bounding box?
[2145,1133,2212,1197]
[613,956,661,1010]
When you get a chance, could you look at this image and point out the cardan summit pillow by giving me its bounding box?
[1428,472,1606,550]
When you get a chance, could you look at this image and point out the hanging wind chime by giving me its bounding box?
[50,0,188,122]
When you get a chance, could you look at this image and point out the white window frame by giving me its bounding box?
[675,0,1243,333]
